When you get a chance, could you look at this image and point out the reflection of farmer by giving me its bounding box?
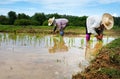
[49,37,68,53]
[85,41,103,62]
[86,13,114,41]
[48,17,69,36]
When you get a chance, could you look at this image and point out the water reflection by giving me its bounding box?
[0,33,51,48]
[0,33,115,49]
[49,36,68,53]
[0,33,116,79]
[85,41,103,62]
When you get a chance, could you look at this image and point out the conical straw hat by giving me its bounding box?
[48,17,55,26]
[102,13,114,30]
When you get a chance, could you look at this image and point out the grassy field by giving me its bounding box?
[0,25,120,36]
[0,25,52,33]
[0,25,85,35]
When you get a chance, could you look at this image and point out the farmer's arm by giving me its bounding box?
[95,25,104,40]
[53,26,57,33]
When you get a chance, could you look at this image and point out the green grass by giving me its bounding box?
[105,38,120,65]
[0,25,52,33]
[0,25,119,36]
[106,38,120,49]
[0,25,85,34]
[99,68,120,78]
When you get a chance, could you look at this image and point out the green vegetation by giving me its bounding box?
[99,68,120,78]
[0,11,120,27]
[72,38,120,79]
[0,11,120,35]
[106,37,120,49]
[0,11,120,79]
[0,25,86,35]
[0,25,120,36]
[0,25,50,33]
[0,11,87,27]
[106,38,120,65]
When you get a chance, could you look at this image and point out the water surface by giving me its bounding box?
[0,33,115,79]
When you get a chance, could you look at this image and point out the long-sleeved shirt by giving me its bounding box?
[53,18,68,31]
[86,15,102,35]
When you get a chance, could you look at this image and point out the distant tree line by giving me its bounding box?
[0,11,120,27]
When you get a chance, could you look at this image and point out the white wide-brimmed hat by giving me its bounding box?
[48,17,55,26]
[102,13,114,30]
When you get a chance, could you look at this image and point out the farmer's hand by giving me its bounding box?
[95,34,103,40]
[51,31,56,34]
[56,30,59,33]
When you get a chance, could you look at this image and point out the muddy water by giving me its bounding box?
[0,33,115,79]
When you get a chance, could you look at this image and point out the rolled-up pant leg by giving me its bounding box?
[86,33,91,41]
[85,23,91,41]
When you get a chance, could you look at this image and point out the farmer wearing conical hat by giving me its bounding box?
[48,17,69,36]
[86,13,114,41]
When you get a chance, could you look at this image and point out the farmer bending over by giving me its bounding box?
[48,17,69,36]
[86,13,114,41]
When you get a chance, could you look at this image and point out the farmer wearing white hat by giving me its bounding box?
[48,17,69,36]
[86,13,114,41]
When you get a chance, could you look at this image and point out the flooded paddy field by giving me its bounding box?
[0,33,116,79]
